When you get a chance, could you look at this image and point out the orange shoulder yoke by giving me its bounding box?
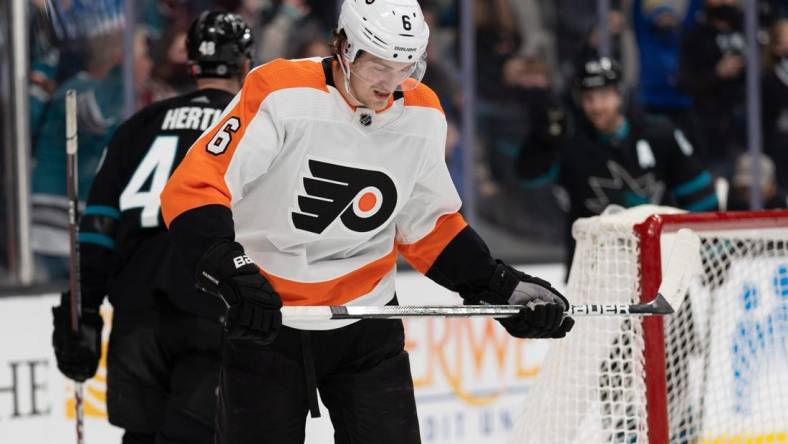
[161,58,329,227]
[403,82,444,114]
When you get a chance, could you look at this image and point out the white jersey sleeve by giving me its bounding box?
[393,101,467,274]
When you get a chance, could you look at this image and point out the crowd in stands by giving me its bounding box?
[18,0,788,282]
[471,0,788,248]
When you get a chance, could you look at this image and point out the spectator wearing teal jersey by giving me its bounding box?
[31,29,152,283]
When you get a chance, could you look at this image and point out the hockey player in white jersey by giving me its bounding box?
[160,1,574,442]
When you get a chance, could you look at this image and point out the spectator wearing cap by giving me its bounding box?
[726,152,787,210]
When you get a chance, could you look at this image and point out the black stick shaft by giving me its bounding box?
[65,89,84,444]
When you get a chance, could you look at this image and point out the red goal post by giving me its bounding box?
[636,208,788,444]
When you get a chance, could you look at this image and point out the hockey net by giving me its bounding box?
[509,205,788,444]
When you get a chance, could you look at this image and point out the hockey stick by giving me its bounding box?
[65,89,85,444]
[281,229,702,321]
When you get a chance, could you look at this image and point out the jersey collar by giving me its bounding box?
[598,118,630,145]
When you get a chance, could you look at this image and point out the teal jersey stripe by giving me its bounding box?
[673,172,712,198]
[520,163,559,189]
[598,118,630,144]
[683,193,719,212]
[84,205,120,219]
[78,232,115,249]
[623,192,651,207]
[494,141,521,158]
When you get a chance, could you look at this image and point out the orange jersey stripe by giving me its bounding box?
[161,59,329,227]
[261,249,398,306]
[403,83,444,114]
[397,212,467,274]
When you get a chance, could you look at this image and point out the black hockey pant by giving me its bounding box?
[107,308,222,444]
[216,318,421,444]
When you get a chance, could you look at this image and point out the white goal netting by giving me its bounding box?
[509,205,788,444]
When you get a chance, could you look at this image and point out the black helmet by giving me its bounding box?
[573,56,622,91]
[186,11,253,78]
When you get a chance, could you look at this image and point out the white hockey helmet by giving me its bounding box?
[337,0,430,91]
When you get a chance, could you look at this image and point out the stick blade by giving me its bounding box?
[657,228,702,312]
[646,293,675,315]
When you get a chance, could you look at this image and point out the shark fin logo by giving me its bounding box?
[292,159,398,234]
[585,161,665,213]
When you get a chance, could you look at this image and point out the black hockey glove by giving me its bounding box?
[461,261,575,339]
[52,293,103,382]
[197,240,282,346]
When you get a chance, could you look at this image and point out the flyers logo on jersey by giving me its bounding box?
[292,159,397,234]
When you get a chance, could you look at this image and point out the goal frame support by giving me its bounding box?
[634,209,788,444]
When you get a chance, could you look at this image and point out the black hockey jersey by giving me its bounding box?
[79,88,234,315]
[518,112,718,266]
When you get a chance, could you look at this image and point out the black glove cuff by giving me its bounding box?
[461,261,515,305]
[469,260,568,307]
[196,240,259,288]
[52,303,103,333]
[488,261,523,298]
[56,293,103,325]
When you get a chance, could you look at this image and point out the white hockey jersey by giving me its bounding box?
[162,57,466,330]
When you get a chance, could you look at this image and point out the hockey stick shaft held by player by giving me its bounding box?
[66,89,85,444]
[280,295,674,321]
[282,229,701,321]
[206,229,700,321]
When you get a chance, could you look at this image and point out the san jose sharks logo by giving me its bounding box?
[585,161,665,213]
[291,158,398,234]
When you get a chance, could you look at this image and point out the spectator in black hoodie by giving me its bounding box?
[762,19,788,188]
[679,0,746,171]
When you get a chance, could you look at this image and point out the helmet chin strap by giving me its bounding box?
[337,54,368,108]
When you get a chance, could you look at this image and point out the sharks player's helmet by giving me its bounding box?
[336,0,430,91]
[574,56,622,91]
[186,11,253,79]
